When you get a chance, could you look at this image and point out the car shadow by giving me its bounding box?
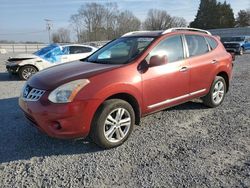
[0,97,208,163]
[0,97,102,163]
[0,72,21,81]
[166,100,208,111]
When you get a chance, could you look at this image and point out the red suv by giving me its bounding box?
[19,28,233,148]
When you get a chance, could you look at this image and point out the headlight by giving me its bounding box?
[48,79,90,103]
[6,60,22,65]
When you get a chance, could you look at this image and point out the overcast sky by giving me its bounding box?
[0,0,249,42]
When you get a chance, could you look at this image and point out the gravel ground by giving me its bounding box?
[0,53,249,187]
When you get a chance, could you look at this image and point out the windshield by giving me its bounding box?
[87,37,155,64]
[34,44,60,56]
[221,37,245,42]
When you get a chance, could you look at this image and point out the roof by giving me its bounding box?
[52,43,97,49]
[122,28,212,37]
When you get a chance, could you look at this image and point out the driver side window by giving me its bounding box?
[146,35,184,64]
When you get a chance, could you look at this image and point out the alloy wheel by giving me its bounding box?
[22,67,37,80]
[104,108,131,143]
[212,80,225,104]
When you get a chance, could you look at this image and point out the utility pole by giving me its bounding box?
[44,19,52,44]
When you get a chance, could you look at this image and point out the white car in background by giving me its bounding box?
[6,44,97,80]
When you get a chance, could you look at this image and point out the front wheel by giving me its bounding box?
[90,99,135,149]
[19,65,38,80]
[202,76,226,108]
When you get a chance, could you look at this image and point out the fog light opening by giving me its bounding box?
[52,122,62,130]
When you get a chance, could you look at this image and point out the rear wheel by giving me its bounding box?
[202,76,226,108]
[19,65,37,80]
[90,99,135,149]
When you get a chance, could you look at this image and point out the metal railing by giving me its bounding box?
[0,43,47,53]
[0,41,109,54]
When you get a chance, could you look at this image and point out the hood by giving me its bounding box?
[28,61,122,90]
[8,53,38,61]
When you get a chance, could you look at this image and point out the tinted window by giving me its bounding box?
[185,35,209,57]
[62,46,69,54]
[147,35,184,63]
[206,37,218,50]
[87,37,154,64]
[69,46,92,54]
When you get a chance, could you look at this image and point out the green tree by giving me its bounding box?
[236,9,250,27]
[190,0,235,29]
[190,0,218,29]
[217,1,235,28]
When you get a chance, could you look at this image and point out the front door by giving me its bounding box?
[142,35,190,113]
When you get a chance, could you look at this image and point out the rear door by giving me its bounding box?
[184,35,217,94]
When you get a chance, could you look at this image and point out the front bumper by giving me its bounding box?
[6,64,20,73]
[19,96,102,139]
[225,47,240,54]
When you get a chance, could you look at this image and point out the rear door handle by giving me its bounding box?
[211,60,218,64]
[180,66,188,72]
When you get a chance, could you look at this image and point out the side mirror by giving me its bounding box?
[149,55,168,67]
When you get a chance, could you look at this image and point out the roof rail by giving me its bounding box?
[122,31,151,37]
[162,27,212,35]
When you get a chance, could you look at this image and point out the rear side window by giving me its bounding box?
[69,46,92,54]
[206,37,218,50]
[185,35,209,57]
[148,35,184,63]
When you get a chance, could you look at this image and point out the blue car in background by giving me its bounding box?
[6,44,97,80]
[222,36,250,55]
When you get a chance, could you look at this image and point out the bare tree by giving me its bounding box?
[78,3,106,41]
[69,3,141,41]
[116,10,141,36]
[70,14,84,42]
[171,17,188,27]
[143,9,172,30]
[143,9,187,30]
[104,3,119,40]
[52,28,70,43]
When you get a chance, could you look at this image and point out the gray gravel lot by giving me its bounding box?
[0,53,249,187]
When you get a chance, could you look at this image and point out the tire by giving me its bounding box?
[19,65,38,80]
[90,99,135,149]
[202,76,227,108]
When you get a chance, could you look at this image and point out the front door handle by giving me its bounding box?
[211,60,218,64]
[180,66,188,72]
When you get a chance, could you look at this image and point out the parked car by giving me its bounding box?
[6,44,97,80]
[221,36,250,55]
[19,28,233,148]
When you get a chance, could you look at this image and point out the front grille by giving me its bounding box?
[23,85,45,101]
